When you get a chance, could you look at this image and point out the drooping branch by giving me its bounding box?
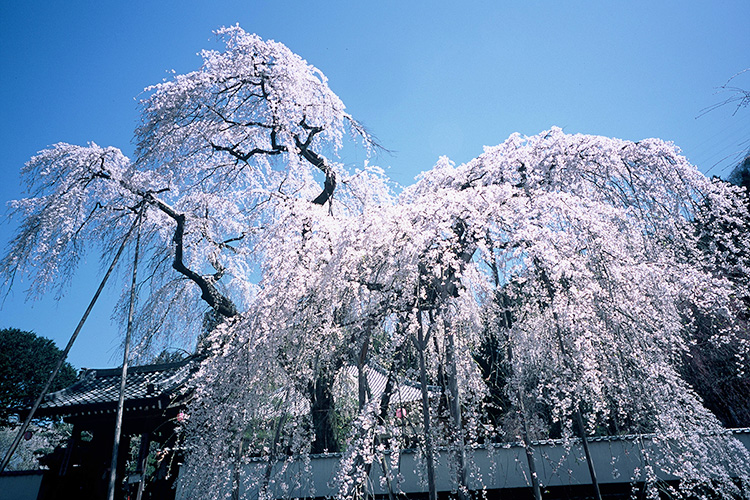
[209,142,286,162]
[208,115,338,207]
[146,195,238,318]
[295,117,337,206]
[209,128,287,163]
[533,259,603,500]
[171,212,237,318]
[311,171,336,206]
[94,162,238,318]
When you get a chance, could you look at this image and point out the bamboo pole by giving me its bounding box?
[445,325,469,500]
[415,310,437,500]
[575,407,603,500]
[107,207,143,500]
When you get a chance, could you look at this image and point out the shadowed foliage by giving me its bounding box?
[0,328,77,425]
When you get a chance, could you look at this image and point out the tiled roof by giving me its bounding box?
[342,365,434,405]
[33,358,434,419]
[258,365,438,419]
[35,357,195,417]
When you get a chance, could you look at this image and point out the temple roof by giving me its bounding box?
[29,357,432,421]
[342,365,431,404]
[31,357,196,418]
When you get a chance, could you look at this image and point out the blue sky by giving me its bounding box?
[1,1,748,369]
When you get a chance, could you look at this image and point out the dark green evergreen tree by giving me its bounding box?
[0,328,77,425]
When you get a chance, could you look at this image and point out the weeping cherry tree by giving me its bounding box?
[2,26,750,500]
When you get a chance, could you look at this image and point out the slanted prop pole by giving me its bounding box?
[107,206,144,500]
[1,208,145,473]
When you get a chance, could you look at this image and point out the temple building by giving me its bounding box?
[18,357,195,500]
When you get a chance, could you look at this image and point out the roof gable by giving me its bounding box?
[32,358,195,418]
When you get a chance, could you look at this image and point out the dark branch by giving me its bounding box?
[311,172,336,206]
[171,213,237,318]
[293,118,336,206]
[210,141,286,162]
[93,158,238,318]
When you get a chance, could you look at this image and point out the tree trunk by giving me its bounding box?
[309,372,338,454]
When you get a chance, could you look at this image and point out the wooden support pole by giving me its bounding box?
[575,407,603,500]
[415,311,437,500]
[107,207,143,500]
[135,432,151,500]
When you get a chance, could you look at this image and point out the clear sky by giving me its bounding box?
[1,0,748,369]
